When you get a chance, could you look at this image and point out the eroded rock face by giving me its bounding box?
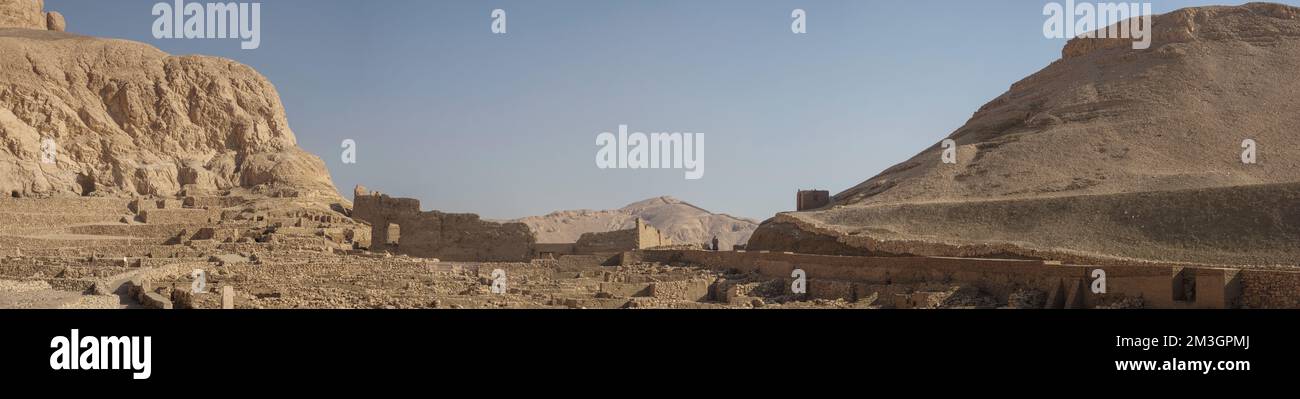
[0,0,44,30]
[0,1,338,199]
[837,3,1300,208]
[43,10,61,31]
[752,3,1300,267]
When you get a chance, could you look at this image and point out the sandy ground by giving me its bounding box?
[0,279,133,309]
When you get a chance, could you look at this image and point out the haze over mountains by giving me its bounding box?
[750,3,1300,267]
[513,196,757,250]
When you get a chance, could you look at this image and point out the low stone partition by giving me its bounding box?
[67,223,202,240]
[183,196,249,209]
[139,208,220,224]
[637,250,1278,309]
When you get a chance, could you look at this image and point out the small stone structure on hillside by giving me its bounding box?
[796,190,830,211]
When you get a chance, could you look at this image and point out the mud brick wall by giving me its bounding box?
[397,212,534,262]
[635,219,671,248]
[601,282,653,297]
[0,198,131,232]
[140,208,219,224]
[640,250,1265,309]
[1238,270,1300,308]
[552,255,609,271]
[650,278,715,301]
[534,243,576,257]
[796,190,830,211]
[575,228,638,254]
[352,189,535,262]
[183,196,248,209]
[574,219,671,254]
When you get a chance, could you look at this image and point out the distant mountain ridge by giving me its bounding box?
[513,196,757,250]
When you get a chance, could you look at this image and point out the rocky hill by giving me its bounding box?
[749,3,1300,267]
[513,196,757,250]
[0,0,339,200]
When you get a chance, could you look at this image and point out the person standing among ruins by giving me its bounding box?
[711,236,720,251]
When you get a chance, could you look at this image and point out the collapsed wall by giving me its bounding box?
[351,186,535,262]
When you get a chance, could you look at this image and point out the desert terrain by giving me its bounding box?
[752,3,1300,269]
[4,1,1300,309]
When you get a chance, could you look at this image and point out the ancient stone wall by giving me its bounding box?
[533,243,576,258]
[575,228,637,254]
[351,186,535,262]
[635,218,671,248]
[573,219,671,254]
[638,249,1270,309]
[1238,270,1300,309]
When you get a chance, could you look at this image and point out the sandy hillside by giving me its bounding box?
[750,3,1300,267]
[513,196,757,249]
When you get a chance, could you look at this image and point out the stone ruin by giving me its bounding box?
[351,186,536,262]
[534,219,674,259]
[7,0,1300,310]
[351,185,674,263]
[7,188,1300,310]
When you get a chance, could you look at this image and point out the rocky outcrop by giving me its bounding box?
[0,0,339,199]
[43,9,61,32]
[752,3,1300,267]
[1062,2,1300,59]
[0,0,65,31]
[0,0,43,30]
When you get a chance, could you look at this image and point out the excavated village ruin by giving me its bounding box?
[3,1,1300,309]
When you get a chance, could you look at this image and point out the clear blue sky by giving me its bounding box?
[46,0,1298,219]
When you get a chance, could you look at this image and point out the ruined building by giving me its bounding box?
[534,219,673,259]
[351,186,536,262]
[796,190,830,211]
[351,186,675,262]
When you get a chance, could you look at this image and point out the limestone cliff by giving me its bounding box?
[0,0,52,31]
[0,0,338,199]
